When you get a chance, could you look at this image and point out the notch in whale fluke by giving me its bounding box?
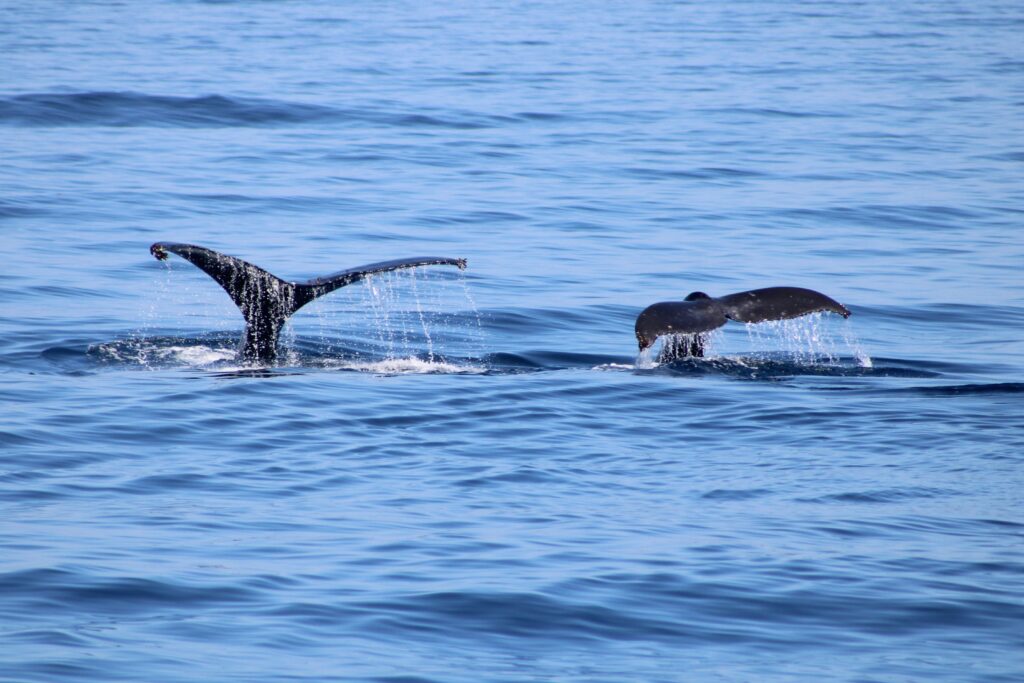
[635,286,850,361]
[151,242,467,363]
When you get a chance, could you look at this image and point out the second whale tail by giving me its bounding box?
[151,242,466,362]
[635,286,851,361]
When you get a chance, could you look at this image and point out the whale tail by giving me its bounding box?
[151,242,466,362]
[635,286,851,361]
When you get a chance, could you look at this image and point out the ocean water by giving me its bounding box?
[2,1,1023,681]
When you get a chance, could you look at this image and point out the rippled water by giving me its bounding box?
[3,2,1023,681]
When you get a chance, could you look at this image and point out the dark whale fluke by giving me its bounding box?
[635,286,850,361]
[151,242,466,363]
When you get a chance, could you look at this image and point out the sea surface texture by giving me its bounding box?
[2,2,1023,682]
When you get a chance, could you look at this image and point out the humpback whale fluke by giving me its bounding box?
[635,286,850,361]
[151,242,467,363]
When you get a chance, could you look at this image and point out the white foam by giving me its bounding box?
[327,356,486,375]
[593,362,638,371]
[156,345,237,366]
[634,346,658,369]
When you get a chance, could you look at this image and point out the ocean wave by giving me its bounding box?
[0,91,511,129]
[893,382,1024,396]
[69,335,934,381]
[0,568,257,614]
[797,487,958,504]
[347,576,1024,648]
[701,106,847,119]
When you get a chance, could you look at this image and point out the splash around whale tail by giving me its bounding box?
[150,242,466,363]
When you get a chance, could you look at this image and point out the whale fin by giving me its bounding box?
[295,256,467,307]
[634,298,728,351]
[717,286,850,323]
[151,242,466,362]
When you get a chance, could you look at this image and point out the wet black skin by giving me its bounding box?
[151,242,466,363]
[635,287,851,362]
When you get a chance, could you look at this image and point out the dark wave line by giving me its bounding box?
[891,382,1024,396]
[797,487,957,504]
[625,166,766,180]
[0,91,513,129]
[0,568,258,614]
[701,106,846,119]
[351,581,1024,646]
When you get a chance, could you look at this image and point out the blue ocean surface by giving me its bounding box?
[2,1,1023,681]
